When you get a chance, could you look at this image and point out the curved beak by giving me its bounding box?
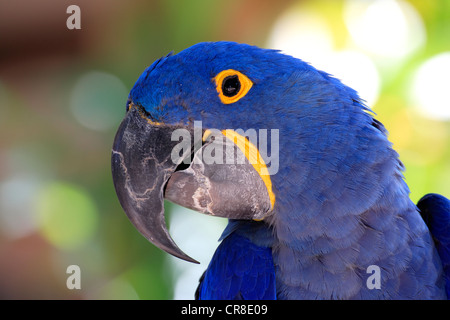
[112,106,274,263]
[112,106,198,263]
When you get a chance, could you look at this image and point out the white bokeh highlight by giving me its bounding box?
[319,50,381,107]
[267,6,381,106]
[267,10,334,68]
[409,52,450,121]
[344,0,426,59]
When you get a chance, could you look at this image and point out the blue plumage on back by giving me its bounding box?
[418,194,450,297]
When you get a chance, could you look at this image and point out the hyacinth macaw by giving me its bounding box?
[111,41,450,299]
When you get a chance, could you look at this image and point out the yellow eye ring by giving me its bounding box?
[214,69,253,104]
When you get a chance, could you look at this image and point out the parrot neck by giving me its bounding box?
[268,110,442,299]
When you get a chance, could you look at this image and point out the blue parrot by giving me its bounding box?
[111,41,450,299]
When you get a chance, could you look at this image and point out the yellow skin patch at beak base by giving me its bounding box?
[129,102,163,126]
[202,129,276,217]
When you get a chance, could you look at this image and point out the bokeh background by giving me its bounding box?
[0,0,449,299]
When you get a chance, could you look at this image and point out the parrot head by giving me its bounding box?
[111,41,393,263]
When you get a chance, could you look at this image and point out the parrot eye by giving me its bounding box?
[214,69,253,104]
[222,75,241,97]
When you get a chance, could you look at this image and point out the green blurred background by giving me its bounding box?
[0,0,449,299]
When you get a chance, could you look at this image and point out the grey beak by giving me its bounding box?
[112,107,273,263]
[111,106,198,263]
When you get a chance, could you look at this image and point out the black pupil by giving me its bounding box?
[222,75,241,97]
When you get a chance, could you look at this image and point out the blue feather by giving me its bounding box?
[418,193,450,297]
[196,223,276,300]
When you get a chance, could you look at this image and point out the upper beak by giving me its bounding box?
[112,105,273,263]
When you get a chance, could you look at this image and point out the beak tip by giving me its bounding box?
[179,255,200,264]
